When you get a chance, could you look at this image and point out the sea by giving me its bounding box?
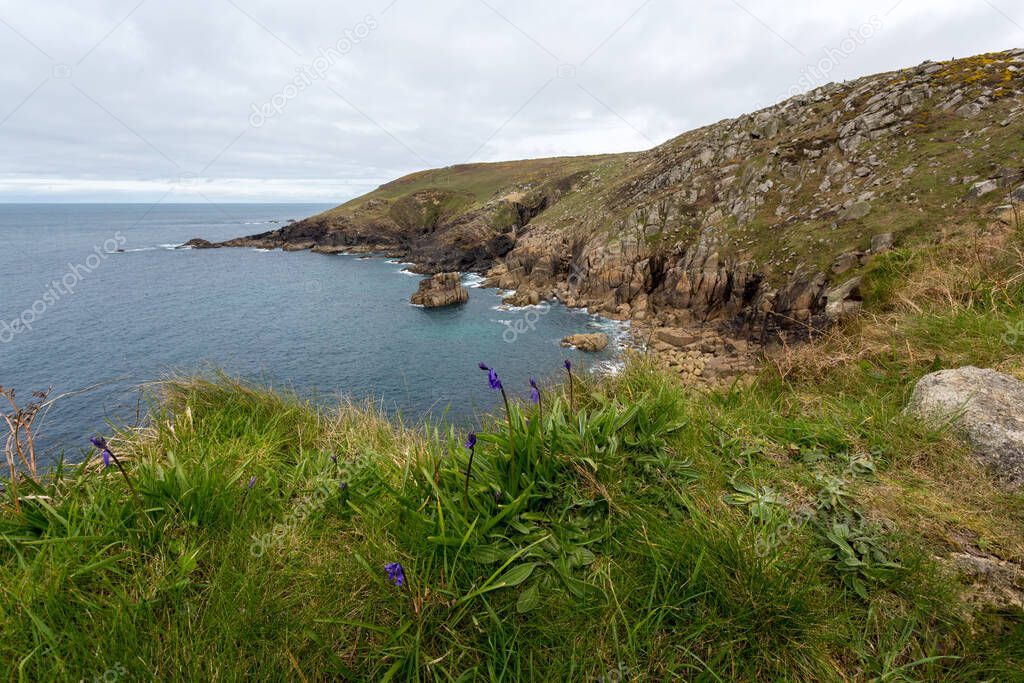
[0,203,628,468]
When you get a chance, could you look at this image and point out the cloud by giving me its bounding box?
[0,0,1020,202]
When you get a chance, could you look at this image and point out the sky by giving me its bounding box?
[0,0,1021,204]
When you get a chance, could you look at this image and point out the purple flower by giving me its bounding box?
[330,453,338,465]
[529,377,540,404]
[479,363,502,390]
[465,432,477,450]
[90,437,111,468]
[340,481,348,492]
[564,359,572,371]
[248,476,257,489]
[384,562,405,588]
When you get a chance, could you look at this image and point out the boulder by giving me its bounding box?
[1010,185,1024,203]
[561,333,609,352]
[502,289,541,307]
[410,273,469,308]
[841,201,872,221]
[831,251,862,275]
[870,232,894,253]
[906,367,1024,488]
[655,328,700,349]
[968,179,999,198]
[825,276,863,319]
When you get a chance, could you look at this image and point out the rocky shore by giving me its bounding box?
[186,50,1024,386]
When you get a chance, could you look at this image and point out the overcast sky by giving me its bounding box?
[0,0,1021,203]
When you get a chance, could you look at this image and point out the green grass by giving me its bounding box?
[3,334,1023,679]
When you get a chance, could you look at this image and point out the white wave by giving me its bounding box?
[399,269,420,277]
[253,248,272,253]
[591,359,626,377]
[462,273,486,288]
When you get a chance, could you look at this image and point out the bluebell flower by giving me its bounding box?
[90,437,111,468]
[384,562,405,588]
[479,363,502,390]
[529,377,540,404]
[564,358,572,371]
[330,453,338,465]
[340,481,348,492]
[248,476,257,489]
[465,432,477,450]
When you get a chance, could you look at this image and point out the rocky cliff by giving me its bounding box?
[199,49,1024,351]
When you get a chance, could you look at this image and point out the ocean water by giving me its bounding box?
[0,204,628,467]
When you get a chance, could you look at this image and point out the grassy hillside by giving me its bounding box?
[3,216,1024,680]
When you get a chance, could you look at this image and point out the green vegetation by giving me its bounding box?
[2,219,1024,681]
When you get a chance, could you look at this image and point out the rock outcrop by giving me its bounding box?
[191,49,1024,381]
[561,333,609,352]
[907,366,1024,488]
[410,273,469,308]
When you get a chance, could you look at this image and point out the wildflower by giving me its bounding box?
[248,476,257,489]
[384,562,405,588]
[90,437,111,468]
[479,362,502,391]
[340,481,348,492]
[330,453,338,465]
[88,436,144,513]
[529,377,540,404]
[564,358,572,371]
[465,432,477,450]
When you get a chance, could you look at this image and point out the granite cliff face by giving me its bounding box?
[199,50,1024,357]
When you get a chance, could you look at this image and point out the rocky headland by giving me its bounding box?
[190,49,1024,383]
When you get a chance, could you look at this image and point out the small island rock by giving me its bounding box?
[410,272,469,308]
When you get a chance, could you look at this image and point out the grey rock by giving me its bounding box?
[906,367,1024,488]
[831,251,861,275]
[825,276,863,319]
[841,201,872,221]
[969,179,999,198]
[870,232,894,253]
[1010,185,1024,203]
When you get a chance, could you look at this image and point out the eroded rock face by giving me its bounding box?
[410,273,469,308]
[192,50,1024,342]
[561,333,609,352]
[907,366,1024,488]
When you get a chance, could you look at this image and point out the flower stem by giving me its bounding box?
[105,447,145,515]
[499,386,519,493]
[464,446,475,509]
[566,367,575,414]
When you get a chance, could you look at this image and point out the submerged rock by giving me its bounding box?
[561,333,609,352]
[410,273,469,308]
[907,366,1024,488]
[180,238,217,249]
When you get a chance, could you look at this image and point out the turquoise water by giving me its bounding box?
[0,204,627,466]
